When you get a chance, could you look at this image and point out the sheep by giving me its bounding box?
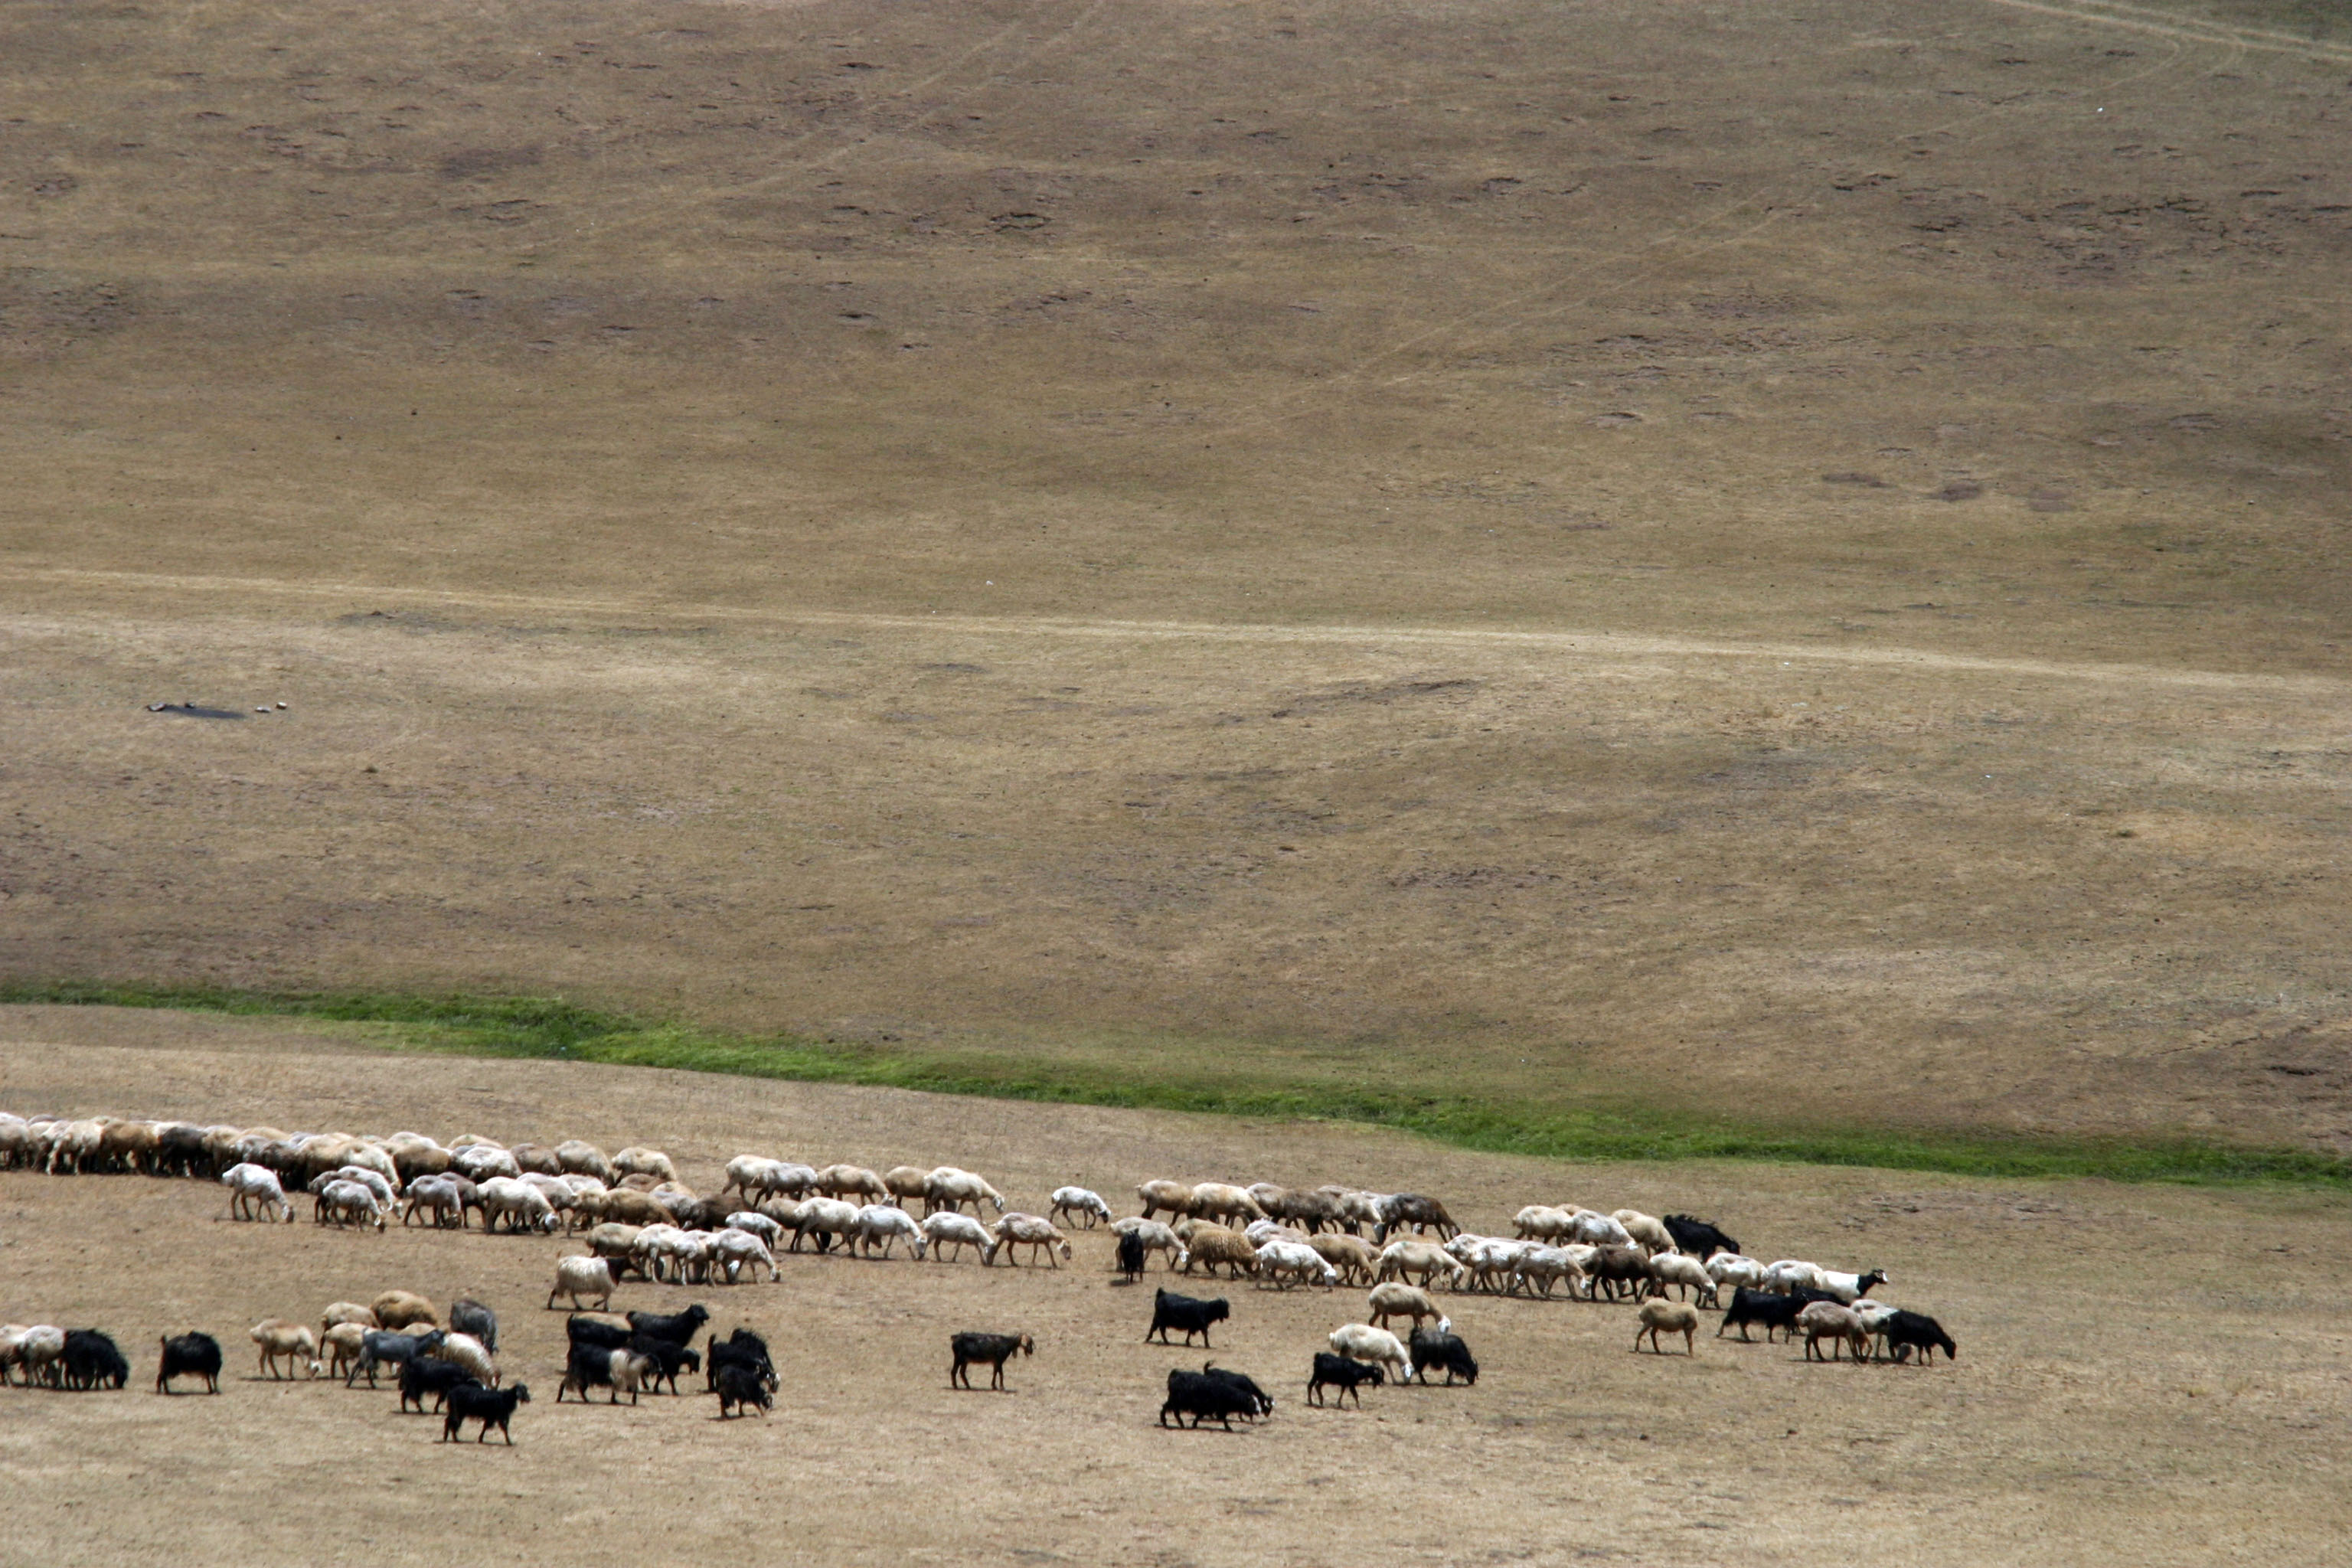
[1453,1235,1537,1295]
[1762,1259,1826,1295]
[815,1163,887,1206]
[319,1301,378,1334]
[442,1380,529,1443]
[581,1187,670,1227]
[720,1155,787,1204]
[220,1161,294,1223]
[554,1139,617,1185]
[1308,1352,1384,1407]
[1108,1217,1184,1271]
[1705,1253,1769,1292]
[1321,1188,1387,1236]
[1663,1214,1740,1258]
[1135,1179,1197,1220]
[1408,1322,1479,1385]
[1308,1232,1378,1285]
[11,1325,66,1387]
[1256,1239,1338,1290]
[584,1223,646,1279]
[477,1177,561,1235]
[384,1133,452,1183]
[1244,1219,1312,1246]
[949,1331,1032,1390]
[155,1332,222,1394]
[1570,1210,1636,1249]
[1327,1324,1413,1384]
[992,1213,1072,1267]
[1146,1289,1230,1348]
[1367,1282,1442,1331]
[308,1165,397,1210]
[449,1298,498,1355]
[850,1204,926,1261]
[401,1175,467,1228]
[452,1144,521,1182]
[1174,1226,1259,1280]
[1374,1193,1459,1242]
[920,1210,1000,1264]
[1514,1204,1579,1245]
[1613,1209,1676,1255]
[725,1210,784,1250]
[322,1321,369,1381]
[1187,1182,1268,1228]
[1374,1239,1468,1291]
[426,1331,498,1387]
[1250,1184,1341,1233]
[611,1146,678,1184]
[249,1319,322,1380]
[1645,1253,1721,1308]
[1801,1301,1870,1363]
[923,1167,1008,1217]
[317,1178,389,1232]
[711,1227,782,1282]
[1586,1246,1652,1302]
[1512,1247,1589,1300]
[787,1196,861,1254]
[508,1142,564,1176]
[372,1290,439,1330]
[1050,1186,1113,1229]
[1635,1299,1700,1355]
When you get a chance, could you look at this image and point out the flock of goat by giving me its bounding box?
[0,1109,1958,1439]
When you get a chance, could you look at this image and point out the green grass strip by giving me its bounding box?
[8,978,2349,1188]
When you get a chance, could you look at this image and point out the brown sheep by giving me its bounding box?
[371,1290,439,1331]
[1136,1179,1197,1220]
[1176,1226,1259,1280]
[1635,1299,1700,1356]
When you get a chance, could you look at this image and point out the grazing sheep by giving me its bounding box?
[1308,1233,1378,1286]
[1187,1183,1269,1229]
[1321,1188,1387,1236]
[1050,1186,1113,1229]
[1635,1300,1700,1355]
[920,1210,1000,1264]
[1256,1239,1338,1290]
[309,1165,398,1210]
[850,1204,927,1261]
[477,1177,561,1235]
[1511,1247,1589,1300]
[371,1291,439,1331]
[249,1320,322,1380]
[1374,1239,1468,1291]
[724,1210,784,1250]
[1570,1210,1636,1249]
[554,1139,616,1185]
[786,1197,861,1254]
[949,1331,1032,1390]
[710,1227,782,1282]
[1135,1179,1198,1220]
[584,1223,646,1275]
[1375,1193,1459,1242]
[1327,1324,1413,1384]
[220,1162,295,1223]
[1645,1253,1721,1308]
[155,1332,221,1394]
[442,1380,529,1443]
[426,1331,498,1387]
[582,1187,670,1228]
[1367,1282,1442,1331]
[1108,1217,1184,1271]
[1408,1322,1479,1385]
[611,1146,678,1184]
[1799,1302,1870,1363]
[316,1178,389,1232]
[508,1142,564,1176]
[1146,1289,1230,1348]
[815,1164,888,1206]
[449,1298,498,1355]
[877,1164,929,1206]
[1705,1253,1769,1292]
[320,1301,378,1334]
[1308,1352,1384,1407]
[1613,1209,1677,1255]
[991,1213,1072,1268]
[322,1321,368,1381]
[1175,1226,1259,1280]
[400,1174,468,1229]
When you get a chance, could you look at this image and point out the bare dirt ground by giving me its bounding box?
[2,1008,2350,1567]
[3,0,2350,1148]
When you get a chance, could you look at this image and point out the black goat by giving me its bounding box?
[1197,1364,1272,1417]
[155,1333,220,1395]
[61,1330,129,1391]
[399,1356,472,1414]
[449,1298,498,1354]
[949,1331,1033,1390]
[559,1343,644,1405]
[626,1305,710,1345]
[566,1315,634,1352]
[628,1334,701,1394]
[1116,1230,1146,1279]
[1883,1310,1957,1364]
[1718,1287,1804,1342]
[715,1362,773,1419]
[442,1380,529,1443]
[1407,1325,1479,1387]
[1662,1214,1740,1259]
[706,1330,777,1394]
[1146,1289,1230,1348]
[1307,1351,1383,1408]
[1159,1368,1258,1430]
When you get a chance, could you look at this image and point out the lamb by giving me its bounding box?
[1307,1351,1384,1407]
[1145,1289,1230,1348]
[716,1361,773,1417]
[426,1331,498,1387]
[1408,1321,1480,1385]
[560,1344,654,1404]
[924,1168,1008,1216]
[1327,1324,1413,1383]
[449,1298,498,1355]
[1256,1239,1339,1290]
[220,1161,295,1223]
[249,1319,322,1380]
[1635,1299,1700,1355]
[611,1146,678,1184]
[1663,1214,1740,1258]
[1367,1282,1442,1331]
[1645,1253,1720,1308]
[949,1331,1032,1390]
[1135,1179,1197,1220]
[1174,1225,1259,1280]
[710,1227,782,1282]
[991,1213,1072,1267]
[1883,1309,1957,1365]
[372,1290,439,1330]
[850,1204,927,1261]
[155,1332,222,1394]
[442,1380,529,1443]
[1613,1209,1676,1255]
[921,1210,1000,1264]
[1799,1301,1870,1362]
[1050,1186,1113,1229]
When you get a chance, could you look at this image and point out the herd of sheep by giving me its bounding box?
[0,1108,1958,1438]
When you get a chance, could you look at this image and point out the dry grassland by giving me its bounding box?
[2,1009,2350,1567]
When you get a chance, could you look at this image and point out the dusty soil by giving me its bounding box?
[2,1008,2350,1567]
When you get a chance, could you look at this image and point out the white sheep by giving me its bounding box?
[920,1210,999,1264]
[1635,1299,1700,1355]
[426,1331,498,1387]
[710,1227,781,1283]
[1108,1217,1184,1268]
[1763,1259,1827,1295]
[1376,1238,1469,1290]
[992,1212,1072,1267]
[724,1210,784,1249]
[1328,1323,1413,1383]
[1613,1209,1677,1254]
[221,1161,294,1223]
[851,1204,928,1260]
[1513,1204,1579,1244]
[312,1165,397,1210]
[788,1196,862,1253]
[452,1144,521,1181]
[1049,1186,1113,1228]
[611,1145,678,1184]
[249,1319,322,1380]
[1852,1300,1900,1359]
[321,1321,368,1381]
[1256,1239,1338,1289]
[923,1167,1008,1216]
[1646,1253,1720,1308]
[547,1256,624,1312]
[1571,1210,1636,1249]
[1705,1253,1769,1292]
[720,1155,784,1202]
[317,1179,388,1232]
[477,1176,561,1235]
[1511,1246,1589,1299]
